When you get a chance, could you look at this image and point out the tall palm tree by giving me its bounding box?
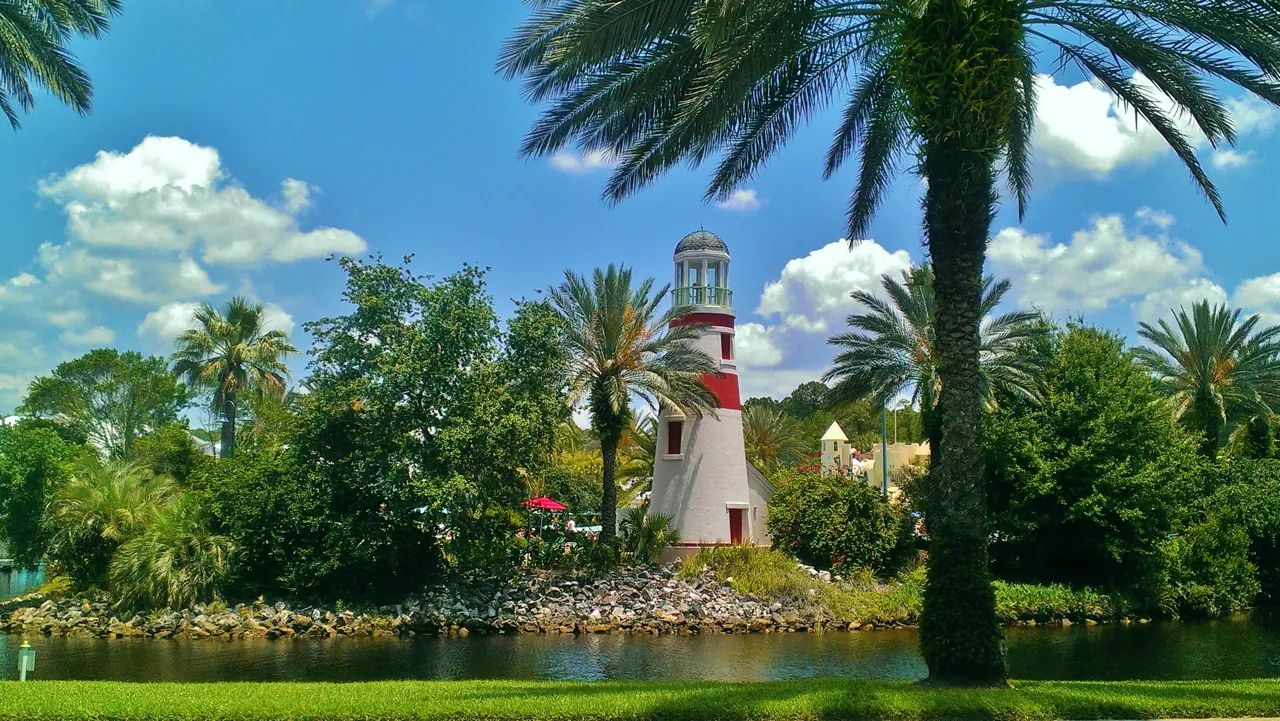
[825,265,1045,460]
[500,1,1280,683]
[617,415,658,508]
[1135,301,1280,458]
[0,1,120,129]
[742,403,807,472]
[171,297,296,460]
[549,265,718,543]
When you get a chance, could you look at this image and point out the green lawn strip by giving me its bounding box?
[0,679,1277,721]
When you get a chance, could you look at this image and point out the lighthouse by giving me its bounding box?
[650,230,772,551]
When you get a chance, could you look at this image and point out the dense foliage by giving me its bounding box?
[767,467,913,576]
[0,423,85,566]
[986,326,1202,591]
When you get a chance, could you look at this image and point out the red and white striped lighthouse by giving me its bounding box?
[650,230,770,550]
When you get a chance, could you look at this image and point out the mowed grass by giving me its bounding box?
[1,678,1279,720]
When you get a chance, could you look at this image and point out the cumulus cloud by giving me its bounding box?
[60,326,116,346]
[734,322,784,368]
[36,243,223,304]
[716,189,762,212]
[1135,278,1229,324]
[38,136,366,265]
[1032,73,1275,178]
[549,149,617,174]
[738,368,826,402]
[757,239,912,334]
[989,211,1207,314]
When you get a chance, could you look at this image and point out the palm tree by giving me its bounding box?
[617,415,658,508]
[1135,301,1280,458]
[171,297,297,460]
[549,265,718,543]
[110,493,233,610]
[45,462,174,589]
[500,2,1280,682]
[825,265,1045,460]
[742,403,807,472]
[0,1,120,129]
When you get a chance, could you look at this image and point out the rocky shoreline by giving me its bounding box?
[0,566,865,640]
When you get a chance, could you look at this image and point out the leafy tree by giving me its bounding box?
[1202,458,1280,602]
[20,349,190,459]
[172,297,297,460]
[825,265,1045,459]
[1135,301,1280,457]
[549,265,717,543]
[0,0,121,130]
[258,259,570,598]
[130,423,207,484]
[45,462,173,589]
[1161,512,1259,618]
[501,0,1280,684]
[986,326,1203,592]
[767,466,913,577]
[780,381,831,420]
[0,423,86,566]
[742,403,806,472]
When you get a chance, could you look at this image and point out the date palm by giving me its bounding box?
[501,0,1280,683]
[825,265,1045,460]
[171,297,296,460]
[549,265,718,543]
[1135,301,1280,458]
[0,0,121,128]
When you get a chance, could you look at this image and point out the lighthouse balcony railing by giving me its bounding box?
[672,285,733,308]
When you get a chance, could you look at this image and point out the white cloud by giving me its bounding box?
[60,325,116,346]
[365,0,395,16]
[36,243,223,304]
[757,239,912,334]
[38,136,366,265]
[716,189,762,212]
[1032,73,1275,178]
[549,149,616,174]
[734,322,784,368]
[1135,278,1228,324]
[1211,149,1252,169]
[738,368,825,401]
[47,309,88,328]
[989,211,1206,314]
[8,273,39,288]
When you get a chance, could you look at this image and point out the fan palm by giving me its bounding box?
[0,0,120,129]
[1135,301,1280,458]
[825,265,1045,459]
[109,493,233,610]
[742,403,807,472]
[501,0,1280,682]
[549,265,718,542]
[171,297,297,460]
[45,461,174,588]
[619,506,681,564]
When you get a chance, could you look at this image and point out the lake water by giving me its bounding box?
[0,568,43,601]
[1,611,1276,682]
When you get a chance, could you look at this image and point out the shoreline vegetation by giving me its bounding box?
[0,549,1150,641]
[2,679,1280,720]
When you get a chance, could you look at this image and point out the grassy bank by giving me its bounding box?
[683,547,1130,627]
[1,679,1278,720]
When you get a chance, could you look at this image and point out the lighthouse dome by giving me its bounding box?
[675,229,729,257]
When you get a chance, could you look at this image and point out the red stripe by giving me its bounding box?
[703,371,741,410]
[670,312,735,328]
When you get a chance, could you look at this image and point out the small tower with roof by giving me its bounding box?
[651,230,768,550]
[821,421,851,475]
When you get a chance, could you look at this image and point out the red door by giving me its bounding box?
[728,508,744,544]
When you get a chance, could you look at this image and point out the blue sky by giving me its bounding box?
[2,1,1279,412]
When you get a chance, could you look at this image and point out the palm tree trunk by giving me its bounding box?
[1192,390,1223,457]
[917,140,1006,685]
[221,392,237,460]
[599,430,620,543]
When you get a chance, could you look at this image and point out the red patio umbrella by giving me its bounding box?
[523,496,567,511]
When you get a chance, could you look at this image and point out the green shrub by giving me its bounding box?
[108,494,233,609]
[1161,513,1260,618]
[130,423,206,484]
[0,423,87,567]
[1201,458,1280,602]
[992,582,1127,623]
[766,466,913,576]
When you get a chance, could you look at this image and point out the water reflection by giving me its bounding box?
[0,568,44,600]
[1,612,1276,682]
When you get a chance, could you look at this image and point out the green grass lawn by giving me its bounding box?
[0,678,1278,720]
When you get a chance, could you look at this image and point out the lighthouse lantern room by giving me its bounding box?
[650,230,772,553]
